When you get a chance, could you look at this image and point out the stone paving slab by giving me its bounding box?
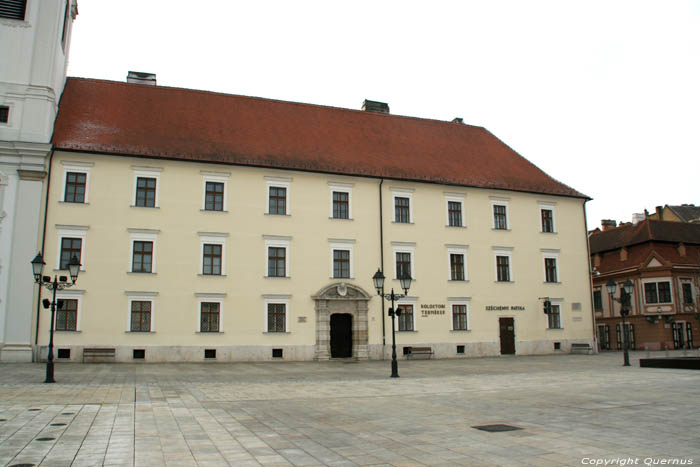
[1,351,699,466]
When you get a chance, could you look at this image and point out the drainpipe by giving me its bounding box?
[379,179,386,351]
[34,148,54,354]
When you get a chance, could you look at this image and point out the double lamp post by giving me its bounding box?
[372,269,412,378]
[605,279,634,367]
[31,252,81,383]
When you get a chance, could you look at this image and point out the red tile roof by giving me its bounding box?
[594,242,700,274]
[589,220,700,254]
[52,78,587,198]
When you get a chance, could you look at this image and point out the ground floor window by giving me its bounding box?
[598,324,610,350]
[397,304,414,331]
[547,304,561,329]
[130,301,151,332]
[452,304,468,330]
[616,323,635,350]
[56,299,78,331]
[267,303,286,332]
[200,302,220,332]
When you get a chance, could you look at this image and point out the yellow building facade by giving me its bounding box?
[36,78,594,362]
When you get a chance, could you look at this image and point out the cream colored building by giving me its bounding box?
[36,78,594,362]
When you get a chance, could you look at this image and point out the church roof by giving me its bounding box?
[52,77,587,199]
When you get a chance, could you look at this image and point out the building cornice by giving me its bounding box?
[0,142,51,173]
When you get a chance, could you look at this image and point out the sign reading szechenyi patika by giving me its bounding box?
[485,305,526,311]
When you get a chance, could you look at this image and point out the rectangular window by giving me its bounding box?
[541,209,554,233]
[397,304,414,331]
[0,106,8,124]
[452,304,468,330]
[205,181,224,211]
[493,205,508,230]
[548,304,561,329]
[268,247,286,277]
[130,301,151,332]
[200,302,220,332]
[396,252,411,279]
[448,201,462,227]
[332,191,349,219]
[395,197,410,223]
[132,241,153,273]
[545,258,558,283]
[496,255,510,282]
[682,283,694,304]
[135,177,157,207]
[56,299,78,331]
[593,290,603,311]
[269,186,287,215]
[333,249,350,279]
[202,244,222,275]
[267,303,286,332]
[644,281,672,304]
[60,237,82,270]
[450,254,465,281]
[64,172,87,203]
[0,0,26,20]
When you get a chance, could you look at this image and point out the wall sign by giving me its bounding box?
[421,304,445,316]
[486,305,525,311]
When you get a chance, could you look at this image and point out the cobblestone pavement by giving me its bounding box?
[1,350,699,466]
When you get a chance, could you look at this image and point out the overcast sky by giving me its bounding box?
[66,1,700,230]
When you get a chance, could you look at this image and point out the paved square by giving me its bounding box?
[1,351,699,466]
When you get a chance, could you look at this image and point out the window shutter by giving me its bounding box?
[0,0,27,20]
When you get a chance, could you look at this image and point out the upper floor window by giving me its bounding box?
[60,238,82,270]
[203,244,222,275]
[132,241,153,273]
[57,225,87,271]
[644,281,672,304]
[448,201,462,227]
[205,182,224,211]
[333,249,350,278]
[266,176,291,215]
[682,282,694,304]
[0,0,27,20]
[450,254,465,281]
[593,289,603,311]
[0,105,9,123]
[493,205,508,230]
[396,252,412,279]
[395,197,410,223]
[541,209,554,232]
[545,258,558,283]
[496,255,510,282]
[264,235,291,278]
[332,191,349,219]
[64,172,86,203]
[132,166,162,208]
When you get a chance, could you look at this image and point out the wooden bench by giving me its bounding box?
[82,347,116,363]
[570,343,592,355]
[406,346,434,359]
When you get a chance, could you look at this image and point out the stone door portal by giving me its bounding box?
[312,283,371,360]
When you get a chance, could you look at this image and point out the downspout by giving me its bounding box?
[34,148,54,351]
[583,200,597,351]
[379,179,386,350]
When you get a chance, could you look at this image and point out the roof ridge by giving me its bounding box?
[65,76,487,130]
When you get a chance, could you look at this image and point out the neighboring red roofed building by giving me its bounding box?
[590,220,700,351]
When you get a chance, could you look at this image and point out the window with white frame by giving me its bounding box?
[391,187,414,224]
[542,249,560,283]
[60,161,93,203]
[199,232,227,276]
[125,292,157,332]
[264,235,291,278]
[643,279,673,304]
[56,225,88,271]
[447,245,468,281]
[493,247,513,282]
[539,201,556,233]
[329,182,353,219]
[681,281,694,304]
[397,297,417,332]
[449,298,471,331]
[131,166,162,208]
[201,171,230,212]
[329,239,355,279]
[263,295,290,333]
[128,229,159,273]
[392,242,415,280]
[491,197,510,230]
[55,289,84,331]
[444,192,465,227]
[196,293,226,333]
[266,176,292,215]
[547,303,562,329]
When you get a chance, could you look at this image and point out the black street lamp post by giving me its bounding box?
[372,269,412,378]
[606,279,634,367]
[31,253,81,383]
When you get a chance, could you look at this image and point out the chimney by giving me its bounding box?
[601,219,617,231]
[362,100,389,114]
[655,205,663,220]
[127,71,157,86]
[452,117,464,124]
